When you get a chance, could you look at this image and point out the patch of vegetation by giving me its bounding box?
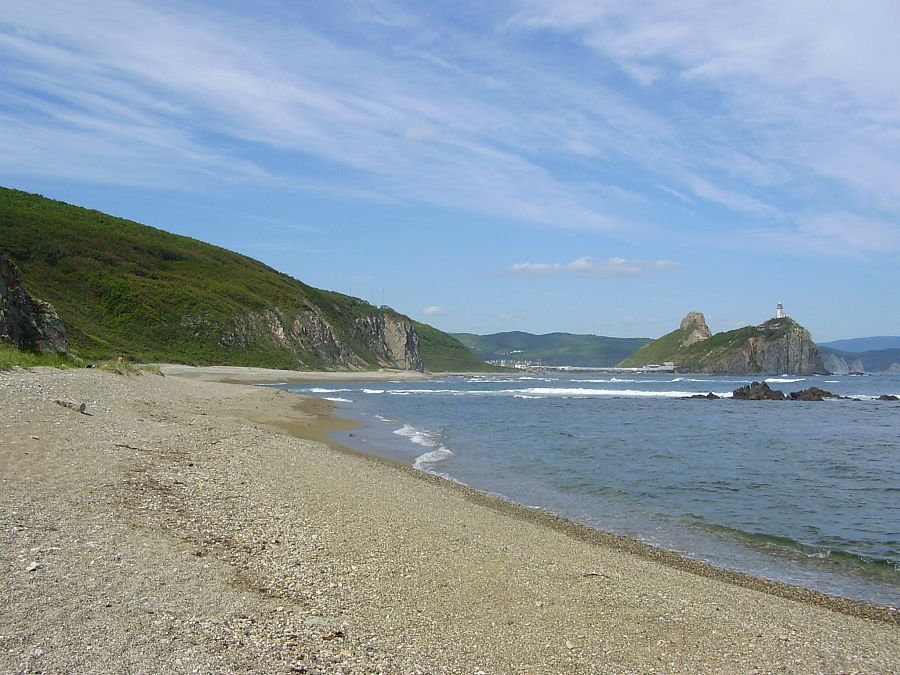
[618,328,690,367]
[0,344,76,370]
[415,322,506,372]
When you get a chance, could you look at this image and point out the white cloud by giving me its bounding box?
[510,256,680,278]
[422,305,446,316]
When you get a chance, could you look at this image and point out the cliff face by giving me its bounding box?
[695,318,825,375]
[218,307,423,371]
[621,312,826,375]
[0,252,68,352]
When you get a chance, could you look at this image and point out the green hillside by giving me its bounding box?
[0,187,479,371]
[453,331,650,367]
[414,322,501,372]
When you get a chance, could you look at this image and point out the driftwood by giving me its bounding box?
[54,399,93,415]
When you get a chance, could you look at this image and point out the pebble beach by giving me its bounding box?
[1,366,897,674]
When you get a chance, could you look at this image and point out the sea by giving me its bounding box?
[275,372,900,607]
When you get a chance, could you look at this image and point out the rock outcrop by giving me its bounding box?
[702,318,825,375]
[218,306,424,371]
[0,252,68,352]
[732,382,786,400]
[679,311,712,347]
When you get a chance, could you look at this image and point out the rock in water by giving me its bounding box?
[0,251,68,352]
[732,382,786,400]
[788,387,835,401]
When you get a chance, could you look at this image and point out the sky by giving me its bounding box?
[2,1,899,342]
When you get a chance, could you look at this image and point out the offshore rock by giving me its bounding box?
[0,251,68,352]
[788,387,836,401]
[732,382,786,400]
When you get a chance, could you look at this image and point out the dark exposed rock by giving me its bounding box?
[731,382,786,400]
[0,251,68,352]
[788,387,836,401]
[877,394,899,401]
[684,392,721,400]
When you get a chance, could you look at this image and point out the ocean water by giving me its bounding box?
[280,373,900,607]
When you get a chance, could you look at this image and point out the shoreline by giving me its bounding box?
[165,364,899,621]
[166,364,899,622]
[2,365,897,672]
[268,383,900,625]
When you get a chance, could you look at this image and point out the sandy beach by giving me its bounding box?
[1,366,897,674]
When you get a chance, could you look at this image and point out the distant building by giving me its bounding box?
[776,302,786,319]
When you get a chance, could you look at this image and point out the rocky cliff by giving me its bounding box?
[217,306,423,371]
[621,311,825,375]
[0,251,68,352]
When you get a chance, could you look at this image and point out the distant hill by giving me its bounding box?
[818,336,900,353]
[452,331,650,367]
[0,187,490,372]
[819,346,900,374]
[620,311,825,375]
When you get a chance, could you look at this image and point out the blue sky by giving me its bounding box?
[2,1,899,341]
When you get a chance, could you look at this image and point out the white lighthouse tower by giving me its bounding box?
[776,302,786,319]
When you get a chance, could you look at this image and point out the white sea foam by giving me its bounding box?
[766,377,805,384]
[362,388,385,394]
[323,397,353,403]
[309,387,351,393]
[513,387,733,399]
[413,447,455,470]
[393,424,454,470]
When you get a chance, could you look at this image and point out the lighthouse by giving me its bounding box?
[776,302,786,319]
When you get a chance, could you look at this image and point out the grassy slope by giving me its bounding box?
[617,327,692,367]
[454,331,650,367]
[414,323,503,372]
[0,187,471,371]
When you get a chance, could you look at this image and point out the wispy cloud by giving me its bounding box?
[1,0,898,257]
[422,305,446,316]
[510,256,680,278]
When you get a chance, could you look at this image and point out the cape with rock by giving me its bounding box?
[620,311,825,375]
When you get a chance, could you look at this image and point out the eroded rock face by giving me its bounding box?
[750,320,825,375]
[0,252,68,352]
[218,306,424,371]
[679,311,712,347]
